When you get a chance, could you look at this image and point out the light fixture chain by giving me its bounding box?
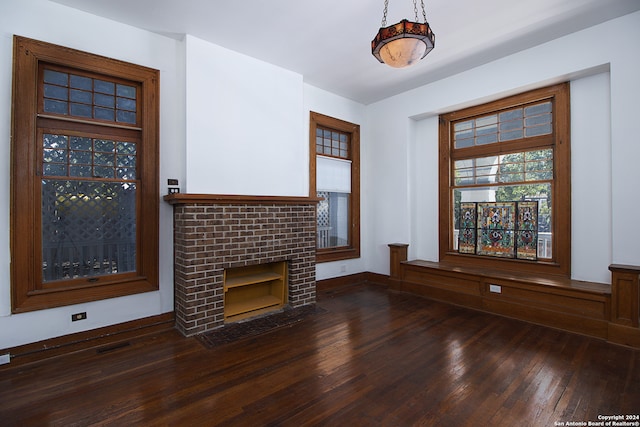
[382,0,389,26]
[421,0,427,22]
[413,0,419,22]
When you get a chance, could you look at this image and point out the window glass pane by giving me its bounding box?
[95,140,115,152]
[116,110,136,124]
[70,150,91,165]
[455,129,474,140]
[94,107,115,121]
[41,180,137,282]
[502,152,524,163]
[116,97,136,111]
[94,166,115,178]
[453,103,554,148]
[455,159,474,168]
[525,149,552,161]
[70,137,92,151]
[43,149,67,164]
[525,124,552,137]
[475,166,495,184]
[500,119,523,131]
[43,164,66,176]
[454,121,473,132]
[499,129,523,141]
[316,191,350,249]
[44,70,68,86]
[70,74,92,90]
[43,134,68,149]
[70,103,92,118]
[117,168,136,180]
[476,134,498,145]
[526,160,549,172]
[117,155,136,168]
[452,148,553,258]
[317,126,350,160]
[525,102,551,116]
[94,79,115,95]
[70,89,91,103]
[500,159,524,173]
[117,141,136,155]
[476,156,499,167]
[44,84,68,101]
[44,70,138,125]
[454,169,474,186]
[454,150,554,187]
[44,99,68,115]
[116,84,136,98]
[42,135,137,180]
[94,152,114,166]
[475,115,496,128]
[454,137,474,149]
[525,113,551,127]
[475,124,497,136]
[527,171,553,181]
[499,109,522,121]
[69,165,92,177]
[94,93,115,108]
[500,172,525,182]
[452,183,552,258]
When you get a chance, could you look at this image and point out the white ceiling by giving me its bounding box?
[51,0,640,105]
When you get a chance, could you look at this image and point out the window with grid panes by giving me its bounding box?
[310,112,360,263]
[438,83,571,277]
[11,36,159,312]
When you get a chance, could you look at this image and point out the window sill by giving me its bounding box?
[439,251,568,278]
[317,247,360,263]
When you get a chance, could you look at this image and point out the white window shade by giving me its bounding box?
[317,155,351,193]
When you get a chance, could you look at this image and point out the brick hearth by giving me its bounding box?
[165,194,318,336]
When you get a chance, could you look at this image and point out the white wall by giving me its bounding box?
[0,0,184,348]
[570,72,612,283]
[184,35,306,196]
[303,84,367,280]
[367,11,640,284]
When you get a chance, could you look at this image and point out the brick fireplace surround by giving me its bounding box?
[165,194,319,336]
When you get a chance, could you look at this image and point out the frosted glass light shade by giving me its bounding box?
[379,38,427,68]
[372,19,435,68]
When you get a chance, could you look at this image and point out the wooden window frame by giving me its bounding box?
[11,36,160,312]
[309,112,360,263]
[438,83,571,277]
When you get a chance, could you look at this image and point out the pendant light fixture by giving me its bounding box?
[372,0,435,68]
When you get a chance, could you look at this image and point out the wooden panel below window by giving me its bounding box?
[397,258,619,344]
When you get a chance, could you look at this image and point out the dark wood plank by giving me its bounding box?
[1,283,639,426]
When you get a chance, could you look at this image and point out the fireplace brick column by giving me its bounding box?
[166,194,319,336]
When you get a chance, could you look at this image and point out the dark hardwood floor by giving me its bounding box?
[1,283,639,426]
